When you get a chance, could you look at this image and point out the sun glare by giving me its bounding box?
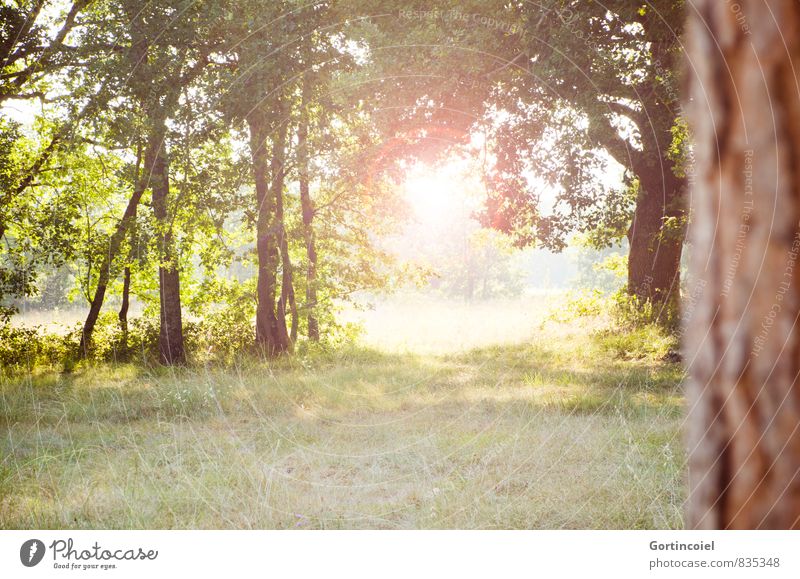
[402,162,477,221]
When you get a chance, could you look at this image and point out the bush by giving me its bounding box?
[548,289,607,323]
[595,323,679,361]
[542,288,681,364]
[611,289,680,331]
[0,325,72,371]
[184,303,254,364]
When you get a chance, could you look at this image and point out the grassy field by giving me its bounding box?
[0,296,686,529]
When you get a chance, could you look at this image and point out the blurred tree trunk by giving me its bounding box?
[686,0,800,529]
[298,73,320,341]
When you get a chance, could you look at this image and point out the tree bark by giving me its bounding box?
[249,112,289,355]
[118,265,131,343]
[627,160,686,317]
[298,73,320,341]
[272,117,293,351]
[148,112,185,365]
[605,14,688,321]
[685,0,800,529]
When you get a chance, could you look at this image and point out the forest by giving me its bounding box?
[2,0,800,530]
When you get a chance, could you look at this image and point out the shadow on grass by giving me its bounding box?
[1,332,684,427]
[0,333,686,530]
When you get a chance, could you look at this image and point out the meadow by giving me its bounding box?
[0,296,686,529]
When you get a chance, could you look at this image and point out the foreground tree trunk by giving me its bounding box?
[685,0,800,529]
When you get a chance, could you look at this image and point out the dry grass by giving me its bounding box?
[0,296,686,529]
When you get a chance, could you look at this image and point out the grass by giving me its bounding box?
[0,296,686,529]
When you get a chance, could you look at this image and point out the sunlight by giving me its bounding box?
[402,161,477,222]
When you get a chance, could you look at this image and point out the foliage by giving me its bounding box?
[0,0,688,364]
[595,323,679,362]
[550,286,680,362]
[0,324,73,371]
[570,237,628,293]
[611,288,680,332]
[548,289,607,324]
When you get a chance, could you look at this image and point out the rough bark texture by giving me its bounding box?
[686,0,800,529]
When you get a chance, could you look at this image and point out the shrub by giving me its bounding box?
[595,323,679,362]
[548,289,607,323]
[611,289,680,331]
[0,325,72,371]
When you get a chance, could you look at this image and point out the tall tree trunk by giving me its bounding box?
[119,144,140,350]
[298,73,320,341]
[279,229,298,346]
[249,113,288,355]
[272,117,293,351]
[685,0,800,529]
[148,113,185,365]
[78,144,145,357]
[624,19,687,322]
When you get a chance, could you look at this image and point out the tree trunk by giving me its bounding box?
[148,114,185,365]
[118,265,131,344]
[626,162,686,319]
[623,18,687,323]
[685,0,800,529]
[279,229,298,346]
[78,145,145,357]
[249,113,289,355]
[272,118,293,351]
[298,74,320,341]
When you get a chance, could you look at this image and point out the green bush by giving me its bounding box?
[611,289,680,331]
[184,304,254,364]
[548,289,607,323]
[595,323,679,361]
[0,325,72,371]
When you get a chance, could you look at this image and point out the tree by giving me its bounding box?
[75,0,228,363]
[344,1,687,322]
[222,0,297,355]
[685,0,800,528]
[483,1,687,319]
[1,0,110,315]
[0,0,93,105]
